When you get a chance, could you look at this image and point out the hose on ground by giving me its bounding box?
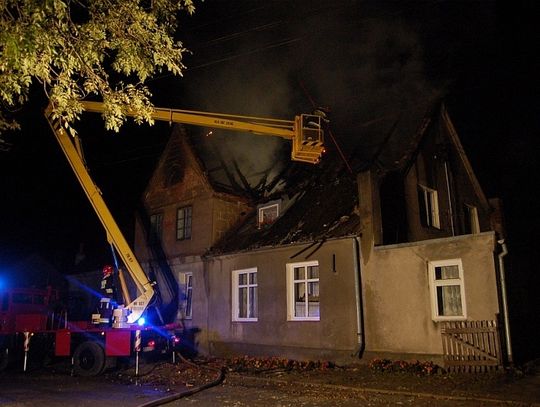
[136,353,225,407]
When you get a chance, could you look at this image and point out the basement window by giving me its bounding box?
[428,259,467,321]
[258,201,280,228]
[418,185,440,229]
[287,261,320,321]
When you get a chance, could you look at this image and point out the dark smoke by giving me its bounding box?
[168,1,479,188]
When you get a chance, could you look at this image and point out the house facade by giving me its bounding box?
[133,104,507,365]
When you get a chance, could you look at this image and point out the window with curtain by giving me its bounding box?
[428,259,467,321]
[286,261,320,321]
[232,268,258,322]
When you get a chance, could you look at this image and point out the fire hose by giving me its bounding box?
[136,353,225,407]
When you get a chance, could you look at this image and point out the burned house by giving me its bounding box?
[133,102,508,365]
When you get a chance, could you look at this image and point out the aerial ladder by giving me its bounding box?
[44,101,325,325]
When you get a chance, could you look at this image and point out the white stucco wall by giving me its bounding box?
[362,232,500,357]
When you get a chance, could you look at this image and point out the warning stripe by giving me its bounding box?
[134,330,141,352]
[23,332,30,352]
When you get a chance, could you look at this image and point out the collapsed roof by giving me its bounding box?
[191,98,442,255]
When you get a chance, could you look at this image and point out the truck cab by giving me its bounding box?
[0,287,58,334]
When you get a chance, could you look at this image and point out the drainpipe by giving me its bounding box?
[352,237,365,358]
[497,239,513,365]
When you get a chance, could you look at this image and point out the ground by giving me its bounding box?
[106,356,540,406]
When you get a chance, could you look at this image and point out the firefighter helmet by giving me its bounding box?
[102,264,114,276]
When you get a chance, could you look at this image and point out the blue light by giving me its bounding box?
[0,274,8,290]
[137,317,146,326]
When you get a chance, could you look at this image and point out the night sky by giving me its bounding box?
[0,1,538,358]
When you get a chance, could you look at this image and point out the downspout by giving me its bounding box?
[497,239,513,365]
[352,237,365,358]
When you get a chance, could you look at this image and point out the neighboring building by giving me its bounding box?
[133,102,508,365]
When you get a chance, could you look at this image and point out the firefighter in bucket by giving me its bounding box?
[98,264,117,326]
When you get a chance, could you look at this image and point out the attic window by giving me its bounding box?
[418,184,440,229]
[164,163,184,187]
[258,202,280,228]
[463,204,480,234]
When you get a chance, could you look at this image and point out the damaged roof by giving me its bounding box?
[191,99,442,255]
[207,154,361,255]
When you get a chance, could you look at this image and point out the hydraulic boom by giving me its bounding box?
[44,101,325,325]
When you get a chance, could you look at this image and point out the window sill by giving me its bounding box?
[287,317,320,322]
[432,316,467,322]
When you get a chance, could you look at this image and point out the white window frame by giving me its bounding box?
[286,261,320,321]
[428,259,467,322]
[180,272,193,319]
[258,203,279,228]
[419,184,441,229]
[232,268,258,322]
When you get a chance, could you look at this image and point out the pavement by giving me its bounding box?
[226,367,540,406]
[128,358,540,406]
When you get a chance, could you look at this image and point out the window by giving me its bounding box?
[287,261,320,321]
[463,204,480,234]
[232,268,258,321]
[428,259,467,321]
[180,273,193,319]
[258,202,279,228]
[149,213,163,244]
[418,185,440,229]
[176,206,192,240]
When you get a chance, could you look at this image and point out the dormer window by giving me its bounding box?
[258,201,280,228]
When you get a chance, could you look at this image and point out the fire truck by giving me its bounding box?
[0,101,325,376]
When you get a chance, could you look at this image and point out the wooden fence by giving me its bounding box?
[441,320,503,372]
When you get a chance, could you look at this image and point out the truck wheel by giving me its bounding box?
[73,341,105,376]
[0,348,9,371]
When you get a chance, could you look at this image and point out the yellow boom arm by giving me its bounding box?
[45,106,153,324]
[81,101,325,164]
[44,101,324,324]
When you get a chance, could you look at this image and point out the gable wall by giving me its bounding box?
[211,198,251,246]
[362,232,499,359]
[404,116,493,242]
[133,127,251,260]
